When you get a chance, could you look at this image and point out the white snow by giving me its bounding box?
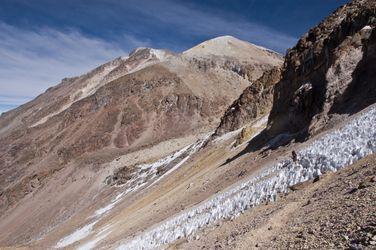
[114,134,210,195]
[55,220,99,248]
[56,135,209,249]
[118,105,376,249]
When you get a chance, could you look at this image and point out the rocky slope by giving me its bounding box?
[0,36,282,246]
[213,66,281,138]
[212,0,376,145]
[267,0,376,140]
[0,1,375,249]
[101,1,375,248]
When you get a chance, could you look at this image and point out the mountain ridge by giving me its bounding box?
[0,35,283,245]
[0,1,375,248]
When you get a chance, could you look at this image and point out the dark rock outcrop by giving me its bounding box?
[214,66,282,137]
[267,0,376,139]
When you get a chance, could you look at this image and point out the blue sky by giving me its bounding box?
[0,0,349,114]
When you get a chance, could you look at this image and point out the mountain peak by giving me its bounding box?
[183,35,282,64]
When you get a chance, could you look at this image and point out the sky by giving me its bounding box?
[0,0,349,114]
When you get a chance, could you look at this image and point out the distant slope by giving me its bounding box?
[0,36,282,246]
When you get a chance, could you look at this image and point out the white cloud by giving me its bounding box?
[0,23,146,112]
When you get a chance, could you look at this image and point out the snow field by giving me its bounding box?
[119,106,376,249]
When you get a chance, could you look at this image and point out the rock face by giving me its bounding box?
[0,36,282,217]
[214,66,282,137]
[267,0,376,138]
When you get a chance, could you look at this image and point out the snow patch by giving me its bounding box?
[55,220,99,248]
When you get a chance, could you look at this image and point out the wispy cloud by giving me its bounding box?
[121,0,297,52]
[0,22,147,113]
[0,0,298,114]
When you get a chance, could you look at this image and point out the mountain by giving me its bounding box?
[0,36,282,246]
[0,1,375,249]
